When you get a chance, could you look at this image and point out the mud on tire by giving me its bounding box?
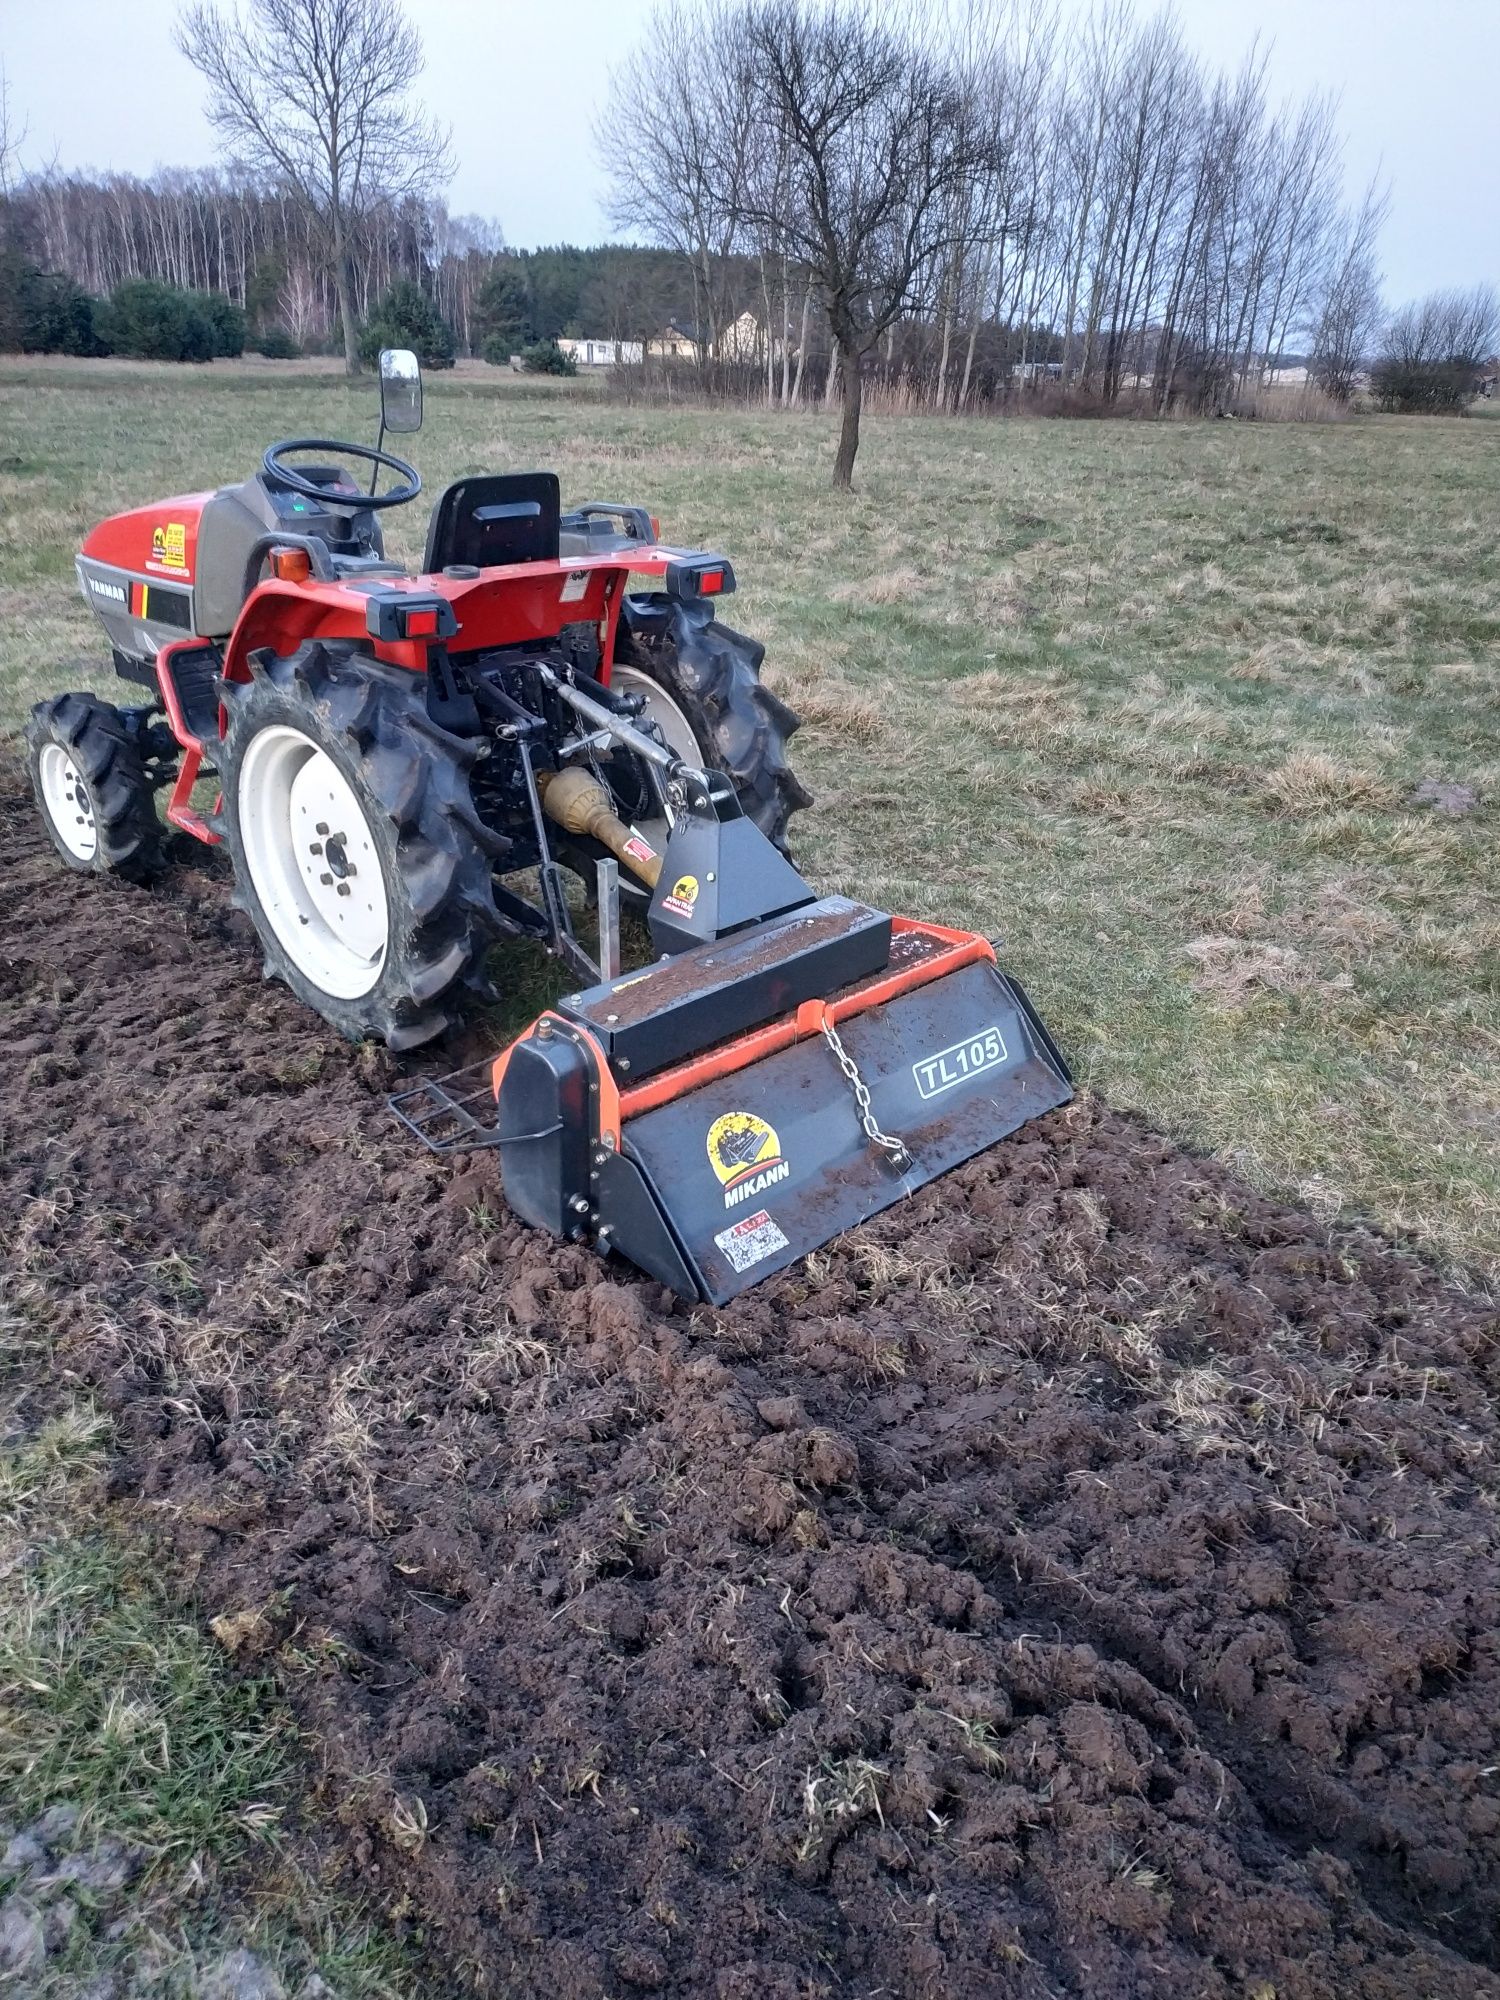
[25,691,162,881]
[219,639,504,1050]
[614,595,811,854]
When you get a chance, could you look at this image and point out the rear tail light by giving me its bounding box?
[664,557,736,600]
[364,591,458,642]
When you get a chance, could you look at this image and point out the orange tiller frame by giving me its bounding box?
[489,916,995,1150]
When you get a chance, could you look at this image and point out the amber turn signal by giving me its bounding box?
[270,546,312,583]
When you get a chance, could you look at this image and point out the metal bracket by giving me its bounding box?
[389,1056,505,1153]
[596,857,621,980]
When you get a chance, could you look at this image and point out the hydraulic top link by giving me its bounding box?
[536,661,689,782]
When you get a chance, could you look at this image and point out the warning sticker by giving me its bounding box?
[622,831,659,869]
[148,521,188,574]
[559,568,591,603]
[661,872,700,920]
[714,1208,790,1274]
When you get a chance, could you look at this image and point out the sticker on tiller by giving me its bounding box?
[622,829,659,870]
[661,872,699,920]
[148,522,188,574]
[912,1024,1010,1100]
[713,1208,790,1275]
[706,1111,790,1209]
[559,568,590,604]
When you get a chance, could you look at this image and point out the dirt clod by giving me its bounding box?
[3,772,1500,1997]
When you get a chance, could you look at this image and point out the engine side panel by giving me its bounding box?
[78,494,210,667]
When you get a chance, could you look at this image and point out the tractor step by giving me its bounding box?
[158,642,223,754]
[555,895,891,1082]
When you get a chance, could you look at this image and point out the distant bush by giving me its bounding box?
[0,255,109,355]
[1371,357,1481,415]
[480,332,519,367]
[197,290,247,358]
[252,326,300,359]
[359,280,456,371]
[521,338,577,377]
[99,279,243,362]
[1372,287,1499,414]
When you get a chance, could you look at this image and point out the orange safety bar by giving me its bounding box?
[489,918,996,1144]
[618,917,992,1118]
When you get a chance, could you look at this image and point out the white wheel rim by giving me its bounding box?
[39,743,98,861]
[607,667,704,848]
[236,724,389,1000]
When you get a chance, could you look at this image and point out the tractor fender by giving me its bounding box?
[219,579,429,701]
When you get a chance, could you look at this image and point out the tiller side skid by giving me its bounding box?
[487,902,1071,1304]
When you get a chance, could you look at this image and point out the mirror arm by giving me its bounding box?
[370,416,385,498]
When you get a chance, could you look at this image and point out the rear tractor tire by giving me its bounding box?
[218,640,504,1050]
[611,594,811,857]
[25,692,162,881]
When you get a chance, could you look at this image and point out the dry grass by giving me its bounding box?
[1262,752,1398,815]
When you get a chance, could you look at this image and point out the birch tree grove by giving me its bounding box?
[603,0,1388,469]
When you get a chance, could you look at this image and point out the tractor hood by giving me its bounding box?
[81,494,213,586]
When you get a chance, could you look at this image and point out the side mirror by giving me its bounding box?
[378,348,423,434]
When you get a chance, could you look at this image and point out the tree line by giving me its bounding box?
[605,0,1408,480]
[1,0,1494,478]
[0,161,724,359]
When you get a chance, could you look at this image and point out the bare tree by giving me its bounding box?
[0,63,28,201]
[733,1,982,485]
[1373,284,1500,412]
[597,1,756,358]
[1310,180,1386,400]
[176,0,450,373]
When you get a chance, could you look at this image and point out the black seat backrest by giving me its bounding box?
[423,472,560,574]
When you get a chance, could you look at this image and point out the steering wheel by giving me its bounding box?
[262,437,421,512]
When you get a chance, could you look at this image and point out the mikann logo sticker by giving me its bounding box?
[706,1111,790,1208]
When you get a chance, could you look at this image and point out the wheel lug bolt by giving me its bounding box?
[319,871,333,885]
[309,841,323,855]
[336,882,351,897]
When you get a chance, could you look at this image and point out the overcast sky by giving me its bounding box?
[3,0,1496,304]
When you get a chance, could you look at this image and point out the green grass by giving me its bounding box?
[0,1315,413,1995]
[1,355,1496,1272]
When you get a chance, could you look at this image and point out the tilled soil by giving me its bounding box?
[3,770,1499,1999]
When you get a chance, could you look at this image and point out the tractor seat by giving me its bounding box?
[423,472,560,574]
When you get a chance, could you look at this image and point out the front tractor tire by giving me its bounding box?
[219,641,503,1050]
[612,595,811,856]
[25,692,161,881]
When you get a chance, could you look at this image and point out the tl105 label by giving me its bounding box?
[912,1025,1009,1100]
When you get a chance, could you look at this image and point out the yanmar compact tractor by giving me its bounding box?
[28,350,1071,1302]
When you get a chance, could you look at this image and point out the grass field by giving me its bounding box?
[1,354,1496,1280]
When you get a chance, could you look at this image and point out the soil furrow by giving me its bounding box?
[3,771,1499,1998]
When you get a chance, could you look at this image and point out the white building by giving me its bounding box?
[557,337,644,367]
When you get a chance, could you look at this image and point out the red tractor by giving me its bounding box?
[28,351,1070,1301]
